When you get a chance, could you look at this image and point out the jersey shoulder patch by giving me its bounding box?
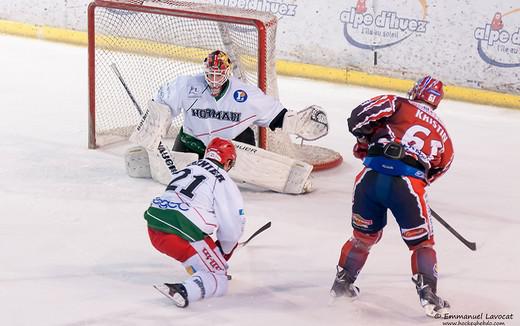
[233,89,248,102]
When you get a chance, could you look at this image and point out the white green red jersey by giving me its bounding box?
[144,158,245,254]
[154,74,284,145]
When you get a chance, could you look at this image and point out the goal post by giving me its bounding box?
[88,0,342,170]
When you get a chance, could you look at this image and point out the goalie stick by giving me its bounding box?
[431,209,476,251]
[109,63,177,175]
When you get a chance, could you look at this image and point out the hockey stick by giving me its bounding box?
[109,63,177,175]
[238,221,272,248]
[227,221,272,280]
[431,209,476,251]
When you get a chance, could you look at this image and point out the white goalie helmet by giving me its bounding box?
[204,50,232,96]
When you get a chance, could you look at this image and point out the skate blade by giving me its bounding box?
[328,290,359,306]
[423,304,449,318]
[153,284,187,308]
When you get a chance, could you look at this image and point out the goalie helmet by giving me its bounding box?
[205,137,237,171]
[408,76,444,108]
[204,50,232,96]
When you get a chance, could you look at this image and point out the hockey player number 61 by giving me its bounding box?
[402,125,443,156]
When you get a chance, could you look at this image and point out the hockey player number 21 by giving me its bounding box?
[165,169,207,199]
[402,125,443,156]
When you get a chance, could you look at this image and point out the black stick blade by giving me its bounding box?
[239,221,271,247]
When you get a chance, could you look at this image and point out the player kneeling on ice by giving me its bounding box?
[126,49,329,194]
[330,76,454,318]
[145,138,245,308]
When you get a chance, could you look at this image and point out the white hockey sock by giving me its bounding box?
[183,271,229,302]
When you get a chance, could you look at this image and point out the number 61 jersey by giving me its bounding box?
[146,158,245,253]
[348,95,454,183]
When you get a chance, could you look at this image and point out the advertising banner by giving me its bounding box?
[1,0,519,95]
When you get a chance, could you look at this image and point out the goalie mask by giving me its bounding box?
[408,76,444,108]
[205,137,237,171]
[204,50,232,97]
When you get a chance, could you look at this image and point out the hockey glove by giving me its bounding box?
[215,240,237,261]
[282,105,329,141]
[352,138,368,160]
[353,140,368,160]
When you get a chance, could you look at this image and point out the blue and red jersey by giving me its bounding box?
[347,95,454,183]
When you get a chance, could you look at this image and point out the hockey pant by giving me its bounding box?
[148,227,230,302]
[338,168,438,290]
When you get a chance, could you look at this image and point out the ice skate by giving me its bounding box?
[330,266,360,299]
[412,274,450,318]
[154,283,189,308]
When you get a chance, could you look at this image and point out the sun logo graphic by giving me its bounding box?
[473,9,520,68]
[339,0,429,50]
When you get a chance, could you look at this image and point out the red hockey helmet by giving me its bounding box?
[204,50,232,96]
[408,76,444,108]
[205,137,237,171]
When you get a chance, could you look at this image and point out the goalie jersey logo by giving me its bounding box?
[233,90,248,102]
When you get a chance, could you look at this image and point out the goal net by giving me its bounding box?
[88,0,342,170]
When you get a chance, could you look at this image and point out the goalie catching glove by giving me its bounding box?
[282,105,329,141]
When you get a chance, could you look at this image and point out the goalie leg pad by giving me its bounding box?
[129,100,172,151]
[229,141,313,194]
[125,146,151,178]
[148,138,199,185]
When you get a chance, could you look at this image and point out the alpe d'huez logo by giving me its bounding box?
[473,10,520,68]
[340,0,429,50]
[214,0,297,19]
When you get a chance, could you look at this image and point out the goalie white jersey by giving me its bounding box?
[154,74,284,145]
[149,158,245,253]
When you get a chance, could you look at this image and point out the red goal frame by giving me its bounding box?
[88,0,270,149]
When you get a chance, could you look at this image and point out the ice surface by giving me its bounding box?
[1,34,519,325]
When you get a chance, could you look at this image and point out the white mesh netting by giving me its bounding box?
[89,0,342,170]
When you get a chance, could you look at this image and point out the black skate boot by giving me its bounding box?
[330,266,360,298]
[412,274,450,317]
[154,283,189,308]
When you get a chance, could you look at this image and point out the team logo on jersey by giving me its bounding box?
[188,86,202,98]
[191,108,241,122]
[151,197,190,211]
[233,90,248,102]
